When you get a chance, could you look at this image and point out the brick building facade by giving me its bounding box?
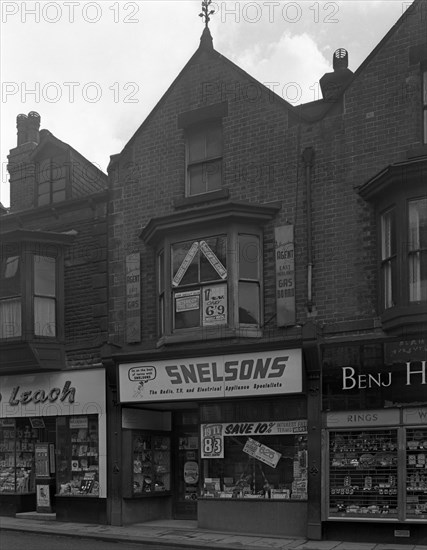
[103,1,426,543]
[0,112,109,522]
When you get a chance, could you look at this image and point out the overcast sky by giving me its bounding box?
[1,0,411,207]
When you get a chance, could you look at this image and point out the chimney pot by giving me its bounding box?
[27,111,41,144]
[16,114,28,146]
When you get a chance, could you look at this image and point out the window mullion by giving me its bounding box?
[228,227,238,328]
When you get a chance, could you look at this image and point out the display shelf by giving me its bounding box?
[328,430,398,518]
[56,415,100,497]
[131,432,171,496]
[406,427,427,519]
[0,421,38,494]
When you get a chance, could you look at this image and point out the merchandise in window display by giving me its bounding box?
[406,428,427,519]
[328,430,399,518]
[0,420,39,494]
[132,433,171,495]
[56,415,99,496]
[202,434,307,500]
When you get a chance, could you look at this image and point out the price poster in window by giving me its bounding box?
[175,290,200,312]
[202,285,227,326]
[201,424,224,459]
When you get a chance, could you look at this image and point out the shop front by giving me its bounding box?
[118,348,309,536]
[322,340,427,545]
[0,368,107,523]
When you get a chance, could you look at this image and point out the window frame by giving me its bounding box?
[157,222,263,343]
[36,155,69,207]
[185,120,223,198]
[0,233,69,342]
[422,66,427,144]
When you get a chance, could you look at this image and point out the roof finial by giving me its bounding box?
[199,0,214,29]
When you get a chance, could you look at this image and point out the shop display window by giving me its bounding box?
[202,431,308,500]
[130,432,171,496]
[0,419,42,494]
[406,427,427,519]
[56,415,99,497]
[328,429,399,518]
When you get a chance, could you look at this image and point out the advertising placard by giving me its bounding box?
[201,424,224,458]
[126,253,141,343]
[36,484,51,509]
[175,290,200,312]
[119,349,302,403]
[275,225,295,326]
[202,285,227,326]
[243,437,281,468]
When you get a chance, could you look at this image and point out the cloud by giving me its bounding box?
[232,31,331,104]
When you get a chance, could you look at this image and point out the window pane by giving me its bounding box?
[382,259,396,309]
[200,236,227,282]
[34,297,56,336]
[158,250,164,293]
[52,190,66,203]
[188,164,205,196]
[238,282,260,325]
[381,209,396,259]
[0,256,20,298]
[409,251,427,302]
[38,182,50,196]
[188,129,205,163]
[424,110,427,144]
[0,298,22,338]
[423,70,427,106]
[206,124,222,158]
[239,235,260,279]
[206,160,222,192]
[174,290,200,329]
[408,198,427,251]
[38,159,50,183]
[34,256,56,296]
[38,193,50,206]
[52,178,66,191]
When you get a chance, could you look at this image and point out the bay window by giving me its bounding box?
[141,201,280,343]
[0,230,73,344]
[359,158,427,333]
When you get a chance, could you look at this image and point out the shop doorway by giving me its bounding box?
[172,410,199,519]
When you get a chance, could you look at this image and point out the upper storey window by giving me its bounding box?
[186,121,222,196]
[359,159,427,334]
[37,156,67,206]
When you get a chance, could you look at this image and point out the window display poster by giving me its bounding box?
[202,285,227,326]
[201,424,224,459]
[69,416,88,429]
[175,290,200,312]
[243,437,281,468]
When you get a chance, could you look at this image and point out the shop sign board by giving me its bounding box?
[243,437,281,468]
[119,349,302,403]
[326,409,400,428]
[200,420,307,459]
[0,369,106,418]
[403,407,427,425]
[275,225,295,327]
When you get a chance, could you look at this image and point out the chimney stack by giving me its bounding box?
[320,49,353,101]
[16,111,41,146]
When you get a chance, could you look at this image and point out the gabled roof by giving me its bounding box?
[30,130,107,181]
[116,34,308,159]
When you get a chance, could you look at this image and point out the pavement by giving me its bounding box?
[0,514,427,550]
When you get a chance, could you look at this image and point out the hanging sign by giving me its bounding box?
[172,242,199,287]
[243,437,281,468]
[199,240,227,279]
[275,225,295,326]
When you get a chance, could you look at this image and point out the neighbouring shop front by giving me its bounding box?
[0,368,107,523]
[117,348,310,537]
[322,339,427,545]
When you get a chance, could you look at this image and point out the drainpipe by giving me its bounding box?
[302,147,315,313]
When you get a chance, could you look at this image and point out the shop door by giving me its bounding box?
[173,410,199,519]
